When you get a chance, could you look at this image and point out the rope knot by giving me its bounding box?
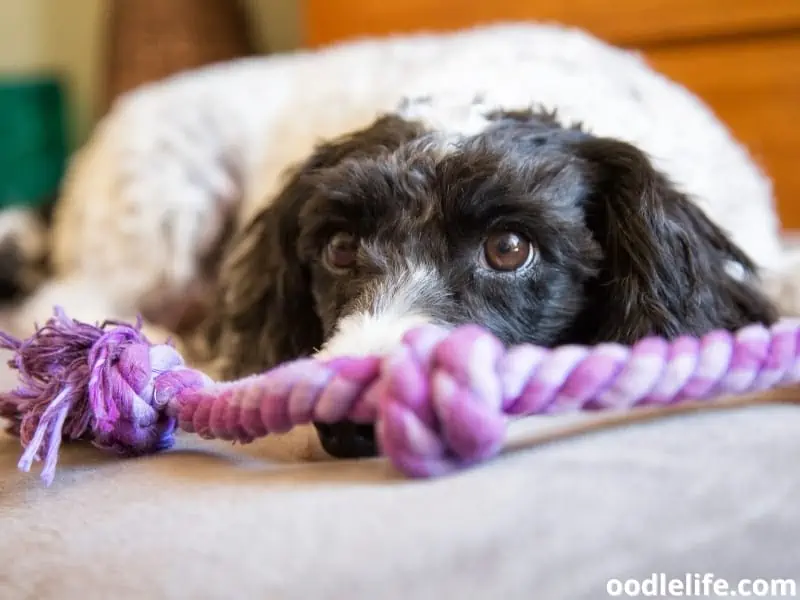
[376,324,508,477]
[0,307,207,484]
[88,335,200,456]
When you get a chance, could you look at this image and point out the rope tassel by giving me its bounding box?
[1,307,799,485]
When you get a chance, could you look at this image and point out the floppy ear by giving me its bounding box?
[202,115,426,379]
[202,174,324,380]
[571,137,778,343]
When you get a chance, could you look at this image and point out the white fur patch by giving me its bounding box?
[315,311,432,359]
[396,96,493,138]
[315,263,445,359]
[724,260,747,282]
[403,132,463,161]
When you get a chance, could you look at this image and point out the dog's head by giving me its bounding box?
[205,105,777,458]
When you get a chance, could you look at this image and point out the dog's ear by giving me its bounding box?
[202,115,425,379]
[202,175,323,379]
[569,137,777,343]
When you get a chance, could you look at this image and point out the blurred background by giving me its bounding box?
[0,1,300,147]
[0,0,798,225]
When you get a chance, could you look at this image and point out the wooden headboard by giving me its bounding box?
[303,0,800,229]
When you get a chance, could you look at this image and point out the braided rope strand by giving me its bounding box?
[3,307,800,484]
[378,321,800,475]
[165,320,800,478]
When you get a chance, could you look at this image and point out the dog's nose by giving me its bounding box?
[314,421,377,459]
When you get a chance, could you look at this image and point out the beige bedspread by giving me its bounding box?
[1,333,798,600]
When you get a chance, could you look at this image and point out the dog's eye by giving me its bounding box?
[325,232,359,270]
[483,232,533,271]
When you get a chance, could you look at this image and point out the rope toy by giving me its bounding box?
[2,307,800,486]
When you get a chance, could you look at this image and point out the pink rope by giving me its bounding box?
[2,308,799,485]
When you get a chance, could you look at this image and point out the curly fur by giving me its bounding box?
[203,105,778,458]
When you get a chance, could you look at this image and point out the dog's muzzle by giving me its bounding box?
[312,295,441,460]
[314,421,378,459]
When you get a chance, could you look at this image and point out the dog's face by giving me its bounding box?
[298,117,601,358]
[205,105,778,459]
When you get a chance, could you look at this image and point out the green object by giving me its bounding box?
[0,76,69,209]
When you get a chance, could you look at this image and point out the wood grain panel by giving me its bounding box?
[304,0,800,48]
[646,36,800,228]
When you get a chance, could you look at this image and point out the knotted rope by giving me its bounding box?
[1,307,799,485]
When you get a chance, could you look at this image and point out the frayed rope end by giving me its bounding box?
[0,306,171,485]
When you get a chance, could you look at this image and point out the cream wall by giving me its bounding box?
[0,0,301,147]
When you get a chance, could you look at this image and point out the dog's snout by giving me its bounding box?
[314,421,378,459]
[315,263,449,360]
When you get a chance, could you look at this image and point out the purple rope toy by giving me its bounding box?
[1,307,800,486]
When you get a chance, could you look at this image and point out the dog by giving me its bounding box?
[200,101,779,460]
